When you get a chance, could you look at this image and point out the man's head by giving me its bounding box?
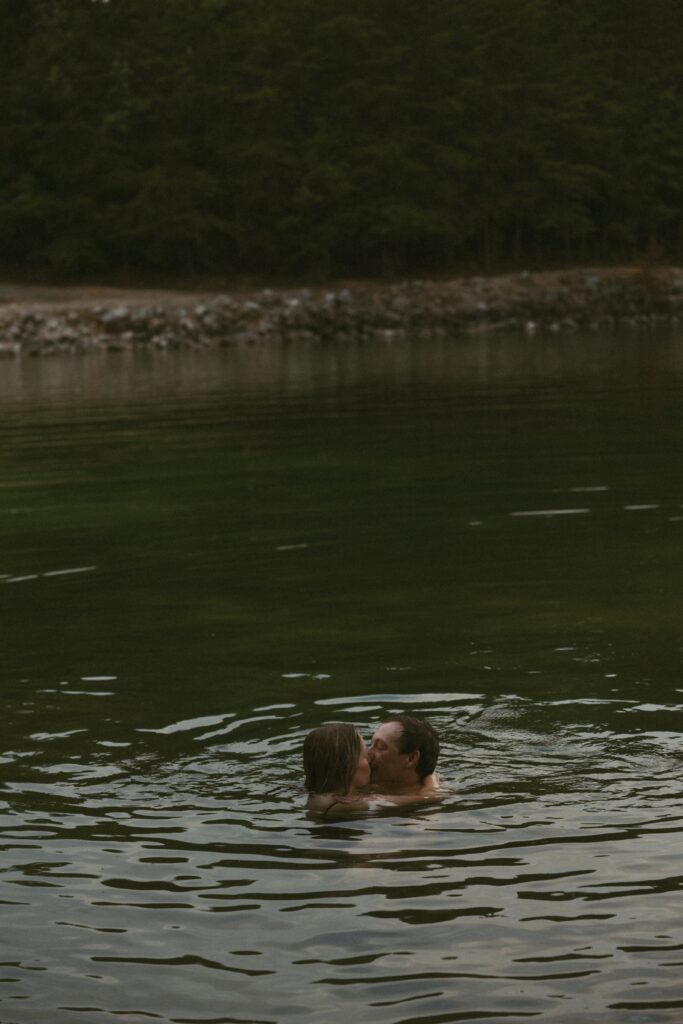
[368,714,439,790]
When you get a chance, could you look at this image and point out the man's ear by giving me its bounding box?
[406,749,419,769]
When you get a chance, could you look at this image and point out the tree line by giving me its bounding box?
[0,0,681,280]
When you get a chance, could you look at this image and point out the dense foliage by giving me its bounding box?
[1,0,681,279]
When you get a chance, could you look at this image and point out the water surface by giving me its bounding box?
[1,330,683,1023]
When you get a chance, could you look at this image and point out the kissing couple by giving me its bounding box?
[303,714,441,817]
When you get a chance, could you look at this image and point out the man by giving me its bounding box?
[368,714,440,798]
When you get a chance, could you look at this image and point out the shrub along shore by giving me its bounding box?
[0,266,682,357]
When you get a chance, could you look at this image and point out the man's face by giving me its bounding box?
[368,720,413,787]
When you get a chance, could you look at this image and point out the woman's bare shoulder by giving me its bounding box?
[306,793,372,818]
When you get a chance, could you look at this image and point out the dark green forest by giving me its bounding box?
[1,0,682,280]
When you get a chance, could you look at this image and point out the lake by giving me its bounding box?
[1,328,683,1024]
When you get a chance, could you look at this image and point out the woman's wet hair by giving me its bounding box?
[303,723,362,794]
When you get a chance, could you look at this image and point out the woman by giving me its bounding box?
[303,722,370,816]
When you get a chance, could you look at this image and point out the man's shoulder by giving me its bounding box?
[371,774,443,805]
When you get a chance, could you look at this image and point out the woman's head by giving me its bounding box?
[303,723,370,795]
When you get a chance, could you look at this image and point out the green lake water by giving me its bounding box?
[1,330,683,1023]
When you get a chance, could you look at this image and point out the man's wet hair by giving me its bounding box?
[385,714,439,779]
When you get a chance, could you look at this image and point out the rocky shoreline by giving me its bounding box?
[0,266,682,356]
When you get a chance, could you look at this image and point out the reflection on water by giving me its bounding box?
[3,693,683,1024]
[1,331,683,1023]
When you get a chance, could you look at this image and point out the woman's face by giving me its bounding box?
[351,736,371,790]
